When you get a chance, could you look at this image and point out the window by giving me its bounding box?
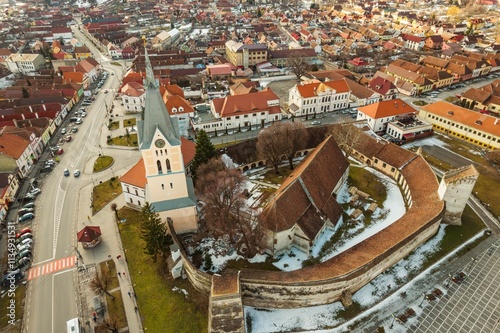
[161,184,164,189]
[170,182,173,189]
[126,186,130,193]
[135,189,138,196]
[157,160,163,174]
[172,107,177,113]
[130,198,133,203]
[166,159,171,172]
[164,149,167,155]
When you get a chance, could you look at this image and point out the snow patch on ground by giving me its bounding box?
[402,135,449,149]
[195,238,242,272]
[272,247,309,271]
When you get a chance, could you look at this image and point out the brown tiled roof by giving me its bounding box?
[296,80,350,98]
[420,101,500,136]
[212,269,240,296]
[260,136,348,238]
[240,133,444,284]
[0,133,30,159]
[77,226,101,242]
[119,158,146,188]
[358,99,416,119]
[462,88,491,104]
[165,95,193,115]
[212,88,281,117]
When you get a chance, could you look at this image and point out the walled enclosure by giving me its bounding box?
[169,133,445,313]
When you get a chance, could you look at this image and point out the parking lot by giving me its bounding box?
[409,240,500,333]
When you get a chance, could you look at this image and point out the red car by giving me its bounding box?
[16,227,32,238]
[57,148,64,155]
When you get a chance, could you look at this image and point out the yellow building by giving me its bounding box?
[74,46,92,60]
[225,41,267,69]
[418,101,500,149]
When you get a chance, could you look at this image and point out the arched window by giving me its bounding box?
[155,150,158,156]
[164,149,167,155]
[157,160,163,174]
[166,159,171,172]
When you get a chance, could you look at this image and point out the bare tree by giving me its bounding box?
[256,125,286,174]
[286,51,311,80]
[196,158,262,257]
[329,124,363,157]
[89,270,115,300]
[281,122,308,170]
[110,203,119,222]
[97,315,120,333]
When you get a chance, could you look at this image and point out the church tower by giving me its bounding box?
[137,49,198,233]
[438,164,479,226]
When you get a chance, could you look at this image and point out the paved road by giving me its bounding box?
[421,145,476,168]
[23,43,126,331]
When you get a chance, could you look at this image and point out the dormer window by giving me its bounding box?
[179,106,184,112]
[172,107,177,113]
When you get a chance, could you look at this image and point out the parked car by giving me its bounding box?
[16,227,32,238]
[75,118,82,125]
[71,127,78,133]
[29,188,41,196]
[16,243,32,253]
[41,165,53,173]
[64,169,70,177]
[61,128,67,135]
[18,208,34,215]
[17,232,32,242]
[73,170,81,177]
[57,148,64,155]
[24,193,35,200]
[311,121,321,125]
[18,213,35,223]
[80,112,87,118]
[22,202,35,209]
[16,249,32,261]
[17,238,33,247]
[16,257,31,270]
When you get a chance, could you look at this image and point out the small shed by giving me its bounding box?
[77,226,102,249]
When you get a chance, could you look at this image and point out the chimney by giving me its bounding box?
[495,119,498,125]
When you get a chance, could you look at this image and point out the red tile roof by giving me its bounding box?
[77,226,101,242]
[119,158,147,188]
[295,80,350,98]
[0,132,30,159]
[212,88,281,117]
[358,99,416,119]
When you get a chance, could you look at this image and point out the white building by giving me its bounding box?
[121,82,145,112]
[357,99,417,133]
[287,80,351,117]
[192,88,282,133]
[119,50,197,234]
[5,54,45,74]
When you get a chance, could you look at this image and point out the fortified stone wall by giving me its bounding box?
[168,219,212,294]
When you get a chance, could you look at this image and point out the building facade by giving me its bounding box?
[225,41,268,69]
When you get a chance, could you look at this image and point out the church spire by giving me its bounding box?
[137,44,180,150]
[144,48,158,89]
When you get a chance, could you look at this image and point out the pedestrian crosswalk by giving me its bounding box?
[28,256,77,281]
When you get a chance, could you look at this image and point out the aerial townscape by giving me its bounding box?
[0,0,500,332]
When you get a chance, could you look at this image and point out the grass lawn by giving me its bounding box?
[105,290,128,329]
[214,139,246,150]
[109,134,138,147]
[93,156,114,172]
[122,117,137,127]
[117,207,208,333]
[92,177,122,214]
[262,166,294,185]
[108,121,119,130]
[347,166,387,205]
[100,260,119,290]
[0,283,26,329]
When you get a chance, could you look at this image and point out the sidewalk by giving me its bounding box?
[76,179,142,332]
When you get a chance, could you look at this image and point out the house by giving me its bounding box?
[343,78,381,107]
[119,50,198,233]
[4,54,45,74]
[368,76,398,100]
[163,85,194,138]
[418,101,500,149]
[259,135,349,256]
[459,79,500,115]
[288,80,351,117]
[0,132,36,179]
[122,46,136,60]
[268,48,316,68]
[386,114,433,143]
[192,88,282,133]
[425,35,444,50]
[401,34,424,51]
[225,41,268,69]
[121,82,145,112]
[357,99,417,133]
[74,46,92,60]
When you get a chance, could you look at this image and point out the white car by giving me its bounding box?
[29,188,41,196]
